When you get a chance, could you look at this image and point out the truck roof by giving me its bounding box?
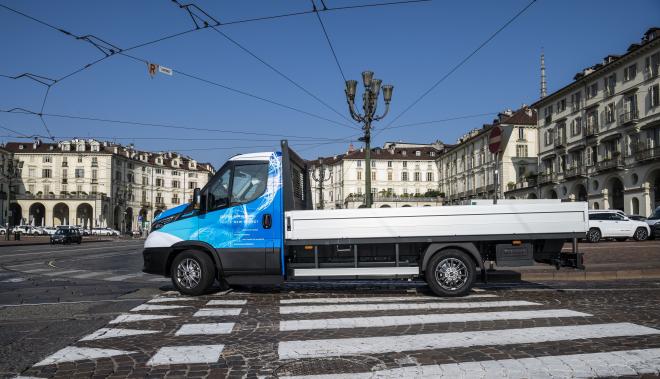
[229,152,274,161]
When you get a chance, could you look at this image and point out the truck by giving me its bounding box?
[142,141,587,297]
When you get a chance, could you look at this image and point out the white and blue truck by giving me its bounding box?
[142,141,587,296]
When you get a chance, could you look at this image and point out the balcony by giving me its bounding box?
[538,173,558,185]
[155,202,167,208]
[618,109,639,126]
[585,125,598,138]
[634,146,660,162]
[91,178,98,184]
[553,137,567,148]
[596,156,624,172]
[61,162,68,167]
[140,201,152,208]
[61,178,68,184]
[564,166,587,178]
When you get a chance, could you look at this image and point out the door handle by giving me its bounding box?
[262,213,272,229]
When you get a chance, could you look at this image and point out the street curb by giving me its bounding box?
[488,268,660,282]
[0,239,118,247]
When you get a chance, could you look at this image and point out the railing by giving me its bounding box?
[514,178,537,189]
[538,172,558,184]
[634,146,660,162]
[596,156,624,172]
[618,109,639,125]
[564,166,587,178]
[155,202,167,208]
[15,193,107,200]
[585,124,598,137]
[140,201,152,208]
[61,179,67,184]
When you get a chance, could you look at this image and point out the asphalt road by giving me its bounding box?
[2,241,660,378]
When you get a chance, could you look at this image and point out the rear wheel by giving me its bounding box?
[171,250,216,296]
[634,227,648,241]
[587,228,601,243]
[425,249,475,297]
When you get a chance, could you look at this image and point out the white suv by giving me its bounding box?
[587,210,650,242]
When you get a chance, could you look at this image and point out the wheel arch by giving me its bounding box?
[169,241,224,279]
[421,243,483,273]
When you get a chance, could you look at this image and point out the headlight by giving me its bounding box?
[151,215,178,231]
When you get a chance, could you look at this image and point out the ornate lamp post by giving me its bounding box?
[345,71,393,208]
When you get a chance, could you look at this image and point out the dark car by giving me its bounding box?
[50,228,82,244]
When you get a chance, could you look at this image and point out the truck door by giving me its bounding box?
[197,161,273,274]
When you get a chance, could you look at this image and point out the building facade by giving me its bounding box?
[439,106,539,203]
[310,142,445,209]
[529,27,660,216]
[5,139,214,231]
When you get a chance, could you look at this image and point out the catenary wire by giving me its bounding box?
[385,0,538,127]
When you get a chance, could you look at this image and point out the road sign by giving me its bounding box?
[158,66,173,76]
[489,126,503,154]
[148,62,158,78]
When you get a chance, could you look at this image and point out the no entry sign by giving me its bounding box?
[489,126,502,154]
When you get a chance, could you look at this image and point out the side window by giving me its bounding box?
[207,166,232,211]
[589,213,604,221]
[610,213,624,221]
[231,163,268,205]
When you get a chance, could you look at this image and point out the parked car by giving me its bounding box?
[587,210,651,243]
[33,226,48,235]
[12,225,37,235]
[647,207,660,239]
[50,228,82,244]
[91,227,120,236]
[41,227,57,235]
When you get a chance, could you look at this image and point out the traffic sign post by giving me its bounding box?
[489,126,503,204]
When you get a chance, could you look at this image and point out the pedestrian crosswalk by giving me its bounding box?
[6,262,170,283]
[18,290,660,378]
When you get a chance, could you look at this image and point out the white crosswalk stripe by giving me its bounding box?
[278,322,660,359]
[279,309,591,331]
[278,348,660,379]
[280,300,538,314]
[279,294,497,304]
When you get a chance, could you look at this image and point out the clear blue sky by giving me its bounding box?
[1,0,658,167]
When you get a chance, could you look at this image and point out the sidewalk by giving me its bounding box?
[489,240,660,282]
[0,236,119,247]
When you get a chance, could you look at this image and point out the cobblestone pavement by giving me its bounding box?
[13,281,660,378]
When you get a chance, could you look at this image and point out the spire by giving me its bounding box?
[540,49,547,99]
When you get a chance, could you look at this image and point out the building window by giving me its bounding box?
[645,52,660,77]
[188,181,197,189]
[624,63,637,81]
[172,195,180,205]
[387,172,392,181]
[571,92,582,111]
[91,157,98,166]
[172,170,180,176]
[426,172,433,182]
[415,151,421,156]
[516,145,528,157]
[414,172,421,182]
[557,98,566,112]
[518,128,525,141]
[28,167,36,178]
[544,105,553,124]
[92,169,98,180]
[75,168,84,178]
[650,84,660,108]
[156,193,164,204]
[127,173,134,183]
[604,74,616,96]
[357,160,362,167]
[141,190,147,202]
[43,156,51,163]
[571,117,583,136]
[91,185,98,194]
[587,82,598,99]
[172,180,180,188]
[156,178,164,187]
[371,171,376,180]
[402,161,407,168]
[77,155,83,163]
[387,161,392,167]
[401,172,408,181]
[155,168,163,174]
[357,171,362,180]
[605,103,615,124]
[371,160,376,168]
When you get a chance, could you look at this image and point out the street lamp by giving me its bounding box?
[345,71,394,208]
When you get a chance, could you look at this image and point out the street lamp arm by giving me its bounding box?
[346,99,364,122]
[373,102,391,121]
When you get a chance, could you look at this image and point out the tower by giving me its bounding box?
[540,50,547,99]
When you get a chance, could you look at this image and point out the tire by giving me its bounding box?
[615,238,628,242]
[425,249,476,297]
[171,250,216,296]
[634,227,649,241]
[587,228,601,243]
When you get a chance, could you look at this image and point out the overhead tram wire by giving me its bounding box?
[374,112,499,138]
[311,0,347,83]
[0,1,427,130]
[385,0,538,127]
[0,107,357,141]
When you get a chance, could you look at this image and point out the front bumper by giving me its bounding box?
[142,247,173,276]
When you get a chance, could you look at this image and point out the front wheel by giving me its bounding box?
[587,228,601,243]
[171,250,216,296]
[634,227,648,241]
[425,249,475,297]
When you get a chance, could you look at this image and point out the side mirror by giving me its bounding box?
[622,217,629,221]
[192,188,201,210]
